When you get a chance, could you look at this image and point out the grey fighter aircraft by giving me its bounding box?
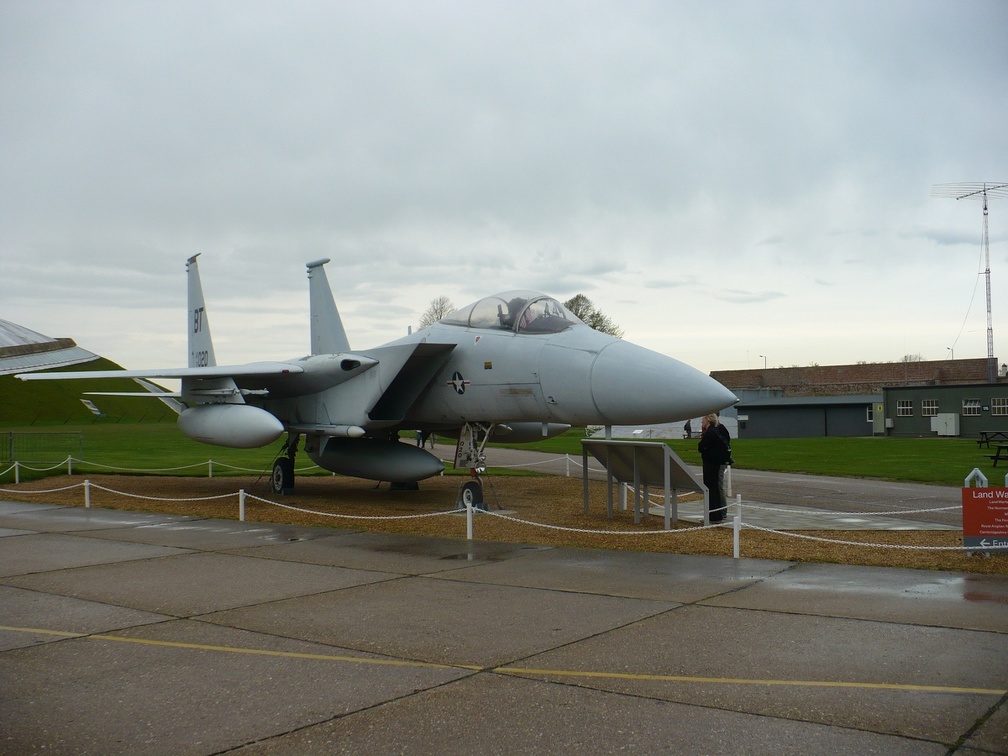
[18,256,737,501]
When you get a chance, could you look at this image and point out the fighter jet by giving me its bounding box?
[18,256,737,501]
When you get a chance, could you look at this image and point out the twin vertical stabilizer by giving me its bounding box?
[307,259,351,355]
[186,254,217,369]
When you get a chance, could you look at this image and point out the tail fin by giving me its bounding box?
[186,254,217,368]
[307,258,350,355]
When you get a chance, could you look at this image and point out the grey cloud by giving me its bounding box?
[2,1,1006,372]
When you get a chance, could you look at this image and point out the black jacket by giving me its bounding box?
[698,424,731,466]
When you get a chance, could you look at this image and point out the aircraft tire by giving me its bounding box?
[458,479,485,511]
[271,458,295,495]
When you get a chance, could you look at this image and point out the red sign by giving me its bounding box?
[961,487,1008,550]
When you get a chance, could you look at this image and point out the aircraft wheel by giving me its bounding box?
[272,458,294,495]
[458,480,484,510]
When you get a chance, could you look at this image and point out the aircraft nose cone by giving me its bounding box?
[590,340,737,424]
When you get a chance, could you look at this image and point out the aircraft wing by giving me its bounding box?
[16,361,306,381]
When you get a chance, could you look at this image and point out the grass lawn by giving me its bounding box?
[1,423,1001,488]
[507,430,998,487]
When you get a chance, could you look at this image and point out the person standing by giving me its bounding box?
[697,413,729,522]
[716,413,732,512]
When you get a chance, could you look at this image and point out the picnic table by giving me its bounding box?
[987,443,1008,466]
[977,431,1008,448]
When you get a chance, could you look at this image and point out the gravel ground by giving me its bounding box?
[6,472,1006,575]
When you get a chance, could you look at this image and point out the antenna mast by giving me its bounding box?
[932,182,1008,383]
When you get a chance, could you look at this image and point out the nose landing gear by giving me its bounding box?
[454,422,491,510]
[457,477,485,510]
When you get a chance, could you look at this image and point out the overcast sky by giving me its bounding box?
[2,1,1007,376]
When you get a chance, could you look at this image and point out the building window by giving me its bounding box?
[993,397,1008,416]
[866,405,874,423]
[962,398,982,416]
[897,400,913,417]
[922,399,939,417]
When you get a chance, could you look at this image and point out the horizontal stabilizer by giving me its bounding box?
[17,362,305,382]
[85,391,183,398]
[83,377,187,415]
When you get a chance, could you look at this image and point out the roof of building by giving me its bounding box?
[736,394,880,409]
[712,358,1002,396]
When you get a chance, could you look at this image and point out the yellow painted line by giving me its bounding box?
[0,624,481,672]
[494,667,1007,696]
[0,625,82,639]
[3,625,1003,696]
[89,635,484,672]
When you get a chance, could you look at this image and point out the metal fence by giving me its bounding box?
[2,432,83,464]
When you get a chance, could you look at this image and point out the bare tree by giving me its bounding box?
[563,294,594,321]
[419,295,455,329]
[563,294,624,338]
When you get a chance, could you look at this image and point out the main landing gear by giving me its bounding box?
[272,433,299,495]
[454,422,491,510]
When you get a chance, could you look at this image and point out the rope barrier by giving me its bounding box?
[738,502,961,516]
[480,509,717,535]
[0,457,323,478]
[7,461,70,473]
[489,454,608,476]
[70,460,210,473]
[0,482,83,495]
[739,522,1002,551]
[0,466,992,556]
[88,483,235,503]
[209,461,322,474]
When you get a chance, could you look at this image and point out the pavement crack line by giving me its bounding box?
[947,689,1008,754]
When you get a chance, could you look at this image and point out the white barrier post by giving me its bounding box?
[239,489,245,521]
[733,513,740,559]
[67,455,73,476]
[565,454,570,477]
[84,479,91,509]
[466,501,474,541]
[14,461,19,485]
[209,460,214,479]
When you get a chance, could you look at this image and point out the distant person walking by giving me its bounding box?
[683,419,692,439]
[698,413,730,522]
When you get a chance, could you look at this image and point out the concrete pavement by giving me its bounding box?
[1,496,1006,754]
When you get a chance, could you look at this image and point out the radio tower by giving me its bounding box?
[932,182,1008,383]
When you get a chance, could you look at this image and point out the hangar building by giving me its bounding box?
[713,359,1008,439]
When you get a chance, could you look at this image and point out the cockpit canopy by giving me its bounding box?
[441,291,583,334]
